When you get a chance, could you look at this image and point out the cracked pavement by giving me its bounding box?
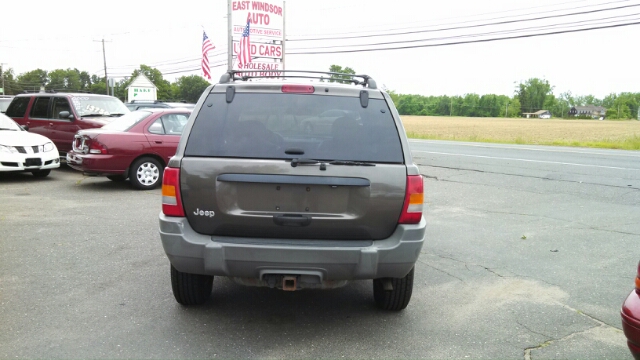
[0,140,638,359]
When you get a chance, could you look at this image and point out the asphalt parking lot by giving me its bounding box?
[1,140,638,359]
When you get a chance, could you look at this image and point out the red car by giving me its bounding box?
[622,261,640,360]
[66,108,191,190]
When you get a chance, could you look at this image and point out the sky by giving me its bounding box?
[1,0,639,99]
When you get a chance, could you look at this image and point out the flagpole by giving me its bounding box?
[227,0,233,72]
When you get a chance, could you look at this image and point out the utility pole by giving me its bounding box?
[94,39,110,95]
[450,98,453,116]
[102,39,108,95]
[505,101,509,117]
[0,63,5,95]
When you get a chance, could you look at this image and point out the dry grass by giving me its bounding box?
[401,116,640,150]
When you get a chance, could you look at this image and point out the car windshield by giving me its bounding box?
[165,102,195,109]
[0,98,12,113]
[70,96,129,116]
[101,110,153,131]
[0,113,21,131]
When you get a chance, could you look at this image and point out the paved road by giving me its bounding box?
[0,140,638,359]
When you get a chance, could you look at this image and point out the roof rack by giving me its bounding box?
[129,100,164,103]
[50,89,93,94]
[219,70,377,89]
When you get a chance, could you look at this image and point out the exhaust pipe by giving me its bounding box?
[282,276,297,291]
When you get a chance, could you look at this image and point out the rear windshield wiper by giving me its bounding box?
[328,160,375,166]
[108,113,126,117]
[290,158,322,167]
[0,128,18,131]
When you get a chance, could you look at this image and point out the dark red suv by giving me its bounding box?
[5,92,129,155]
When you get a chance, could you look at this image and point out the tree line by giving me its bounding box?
[1,65,211,103]
[4,64,639,119]
[329,65,639,120]
[391,78,640,120]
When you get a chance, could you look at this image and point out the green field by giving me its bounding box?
[401,116,640,150]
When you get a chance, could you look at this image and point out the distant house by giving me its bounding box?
[569,105,607,119]
[522,110,551,119]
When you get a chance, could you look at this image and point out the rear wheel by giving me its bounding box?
[106,175,126,182]
[373,267,414,311]
[31,169,51,178]
[170,265,213,305]
[129,157,162,190]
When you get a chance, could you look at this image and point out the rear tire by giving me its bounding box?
[170,265,213,305]
[373,267,414,311]
[106,175,126,182]
[31,169,51,178]
[129,157,162,190]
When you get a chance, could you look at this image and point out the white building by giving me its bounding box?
[126,74,157,102]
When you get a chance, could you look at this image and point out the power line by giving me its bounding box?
[287,0,599,36]
[286,2,640,41]
[288,12,640,51]
[287,20,640,54]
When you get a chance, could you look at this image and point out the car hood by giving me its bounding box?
[0,130,53,147]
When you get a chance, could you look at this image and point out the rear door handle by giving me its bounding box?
[49,123,54,127]
[273,214,312,227]
[155,141,163,144]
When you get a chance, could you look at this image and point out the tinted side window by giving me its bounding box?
[30,97,51,118]
[5,97,30,118]
[185,93,404,163]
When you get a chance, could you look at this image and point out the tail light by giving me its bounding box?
[398,175,424,224]
[282,85,314,93]
[635,261,640,294]
[88,139,108,154]
[162,167,185,217]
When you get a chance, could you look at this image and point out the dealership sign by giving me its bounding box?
[230,0,285,76]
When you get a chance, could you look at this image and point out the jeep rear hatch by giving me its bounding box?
[180,89,410,240]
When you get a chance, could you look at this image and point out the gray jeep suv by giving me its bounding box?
[159,70,426,310]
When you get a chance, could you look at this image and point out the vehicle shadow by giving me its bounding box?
[73,176,154,193]
[57,164,157,193]
[0,171,58,183]
[160,278,410,357]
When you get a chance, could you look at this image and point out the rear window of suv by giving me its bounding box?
[184,93,404,163]
[5,97,30,118]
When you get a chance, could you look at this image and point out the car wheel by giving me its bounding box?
[129,157,162,190]
[373,267,414,311]
[171,265,213,305]
[31,169,51,178]
[106,175,126,182]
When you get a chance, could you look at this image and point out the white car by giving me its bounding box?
[0,113,60,177]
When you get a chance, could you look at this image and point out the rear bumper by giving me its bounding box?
[66,151,128,176]
[159,213,426,281]
[622,290,640,359]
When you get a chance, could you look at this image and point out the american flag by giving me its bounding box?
[238,18,252,67]
[201,31,215,80]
